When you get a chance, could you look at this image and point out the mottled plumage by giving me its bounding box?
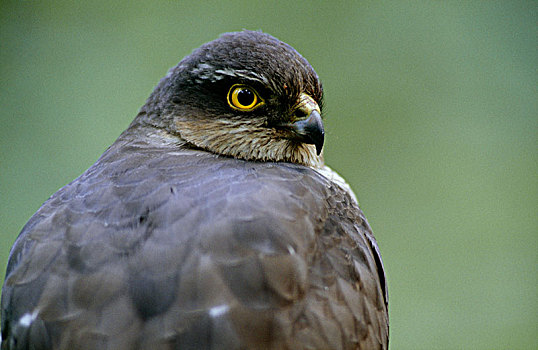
[1,31,388,350]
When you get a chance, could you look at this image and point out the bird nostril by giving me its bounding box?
[293,108,308,121]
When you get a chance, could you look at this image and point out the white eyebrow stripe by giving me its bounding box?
[214,69,270,85]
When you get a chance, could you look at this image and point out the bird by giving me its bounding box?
[1,30,388,350]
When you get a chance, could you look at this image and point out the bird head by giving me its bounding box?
[135,31,325,168]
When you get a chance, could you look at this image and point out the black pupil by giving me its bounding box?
[237,88,254,106]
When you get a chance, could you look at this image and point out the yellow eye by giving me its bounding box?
[227,84,262,111]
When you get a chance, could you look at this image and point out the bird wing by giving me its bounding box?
[1,136,388,350]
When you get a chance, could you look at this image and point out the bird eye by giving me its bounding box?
[227,85,262,111]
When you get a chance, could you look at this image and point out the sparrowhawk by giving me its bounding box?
[1,31,388,350]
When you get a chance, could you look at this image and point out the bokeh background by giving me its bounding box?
[1,1,536,348]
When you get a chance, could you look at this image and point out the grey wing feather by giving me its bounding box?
[1,136,388,350]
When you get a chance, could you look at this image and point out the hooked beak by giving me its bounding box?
[290,93,324,155]
[291,110,324,155]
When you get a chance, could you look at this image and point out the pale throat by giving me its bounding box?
[174,118,324,168]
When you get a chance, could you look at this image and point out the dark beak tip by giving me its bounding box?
[291,109,325,156]
[315,140,323,155]
[308,110,324,155]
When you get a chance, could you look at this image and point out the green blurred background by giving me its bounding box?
[1,1,536,348]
